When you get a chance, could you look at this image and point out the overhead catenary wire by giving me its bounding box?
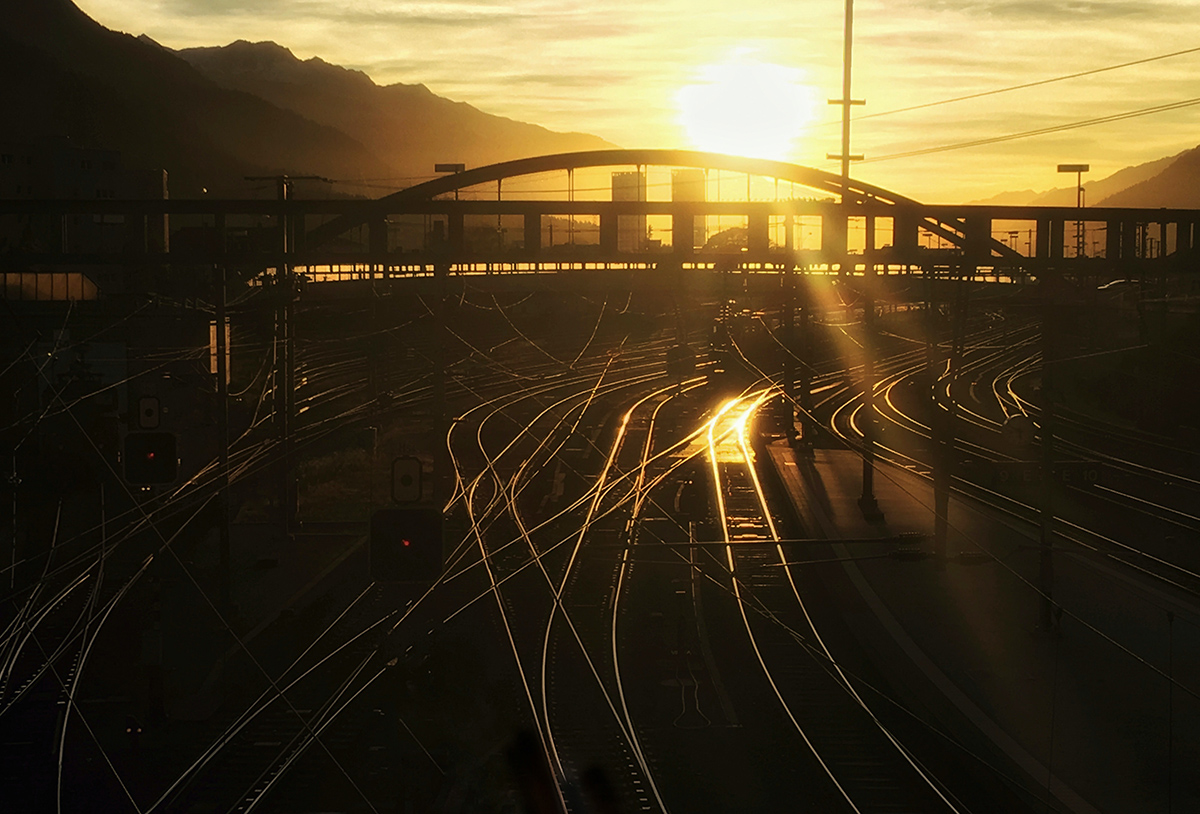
[0,299,464,808]
[743,306,1200,704]
[842,44,1200,127]
[153,345,686,811]
[864,95,1200,163]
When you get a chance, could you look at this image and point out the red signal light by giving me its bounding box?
[123,432,177,485]
[369,508,443,582]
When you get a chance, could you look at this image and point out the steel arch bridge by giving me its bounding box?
[2,148,1198,298]
[301,148,1024,268]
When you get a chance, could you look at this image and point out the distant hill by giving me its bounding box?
[968,150,1189,208]
[176,41,616,183]
[1038,151,1185,207]
[1,0,613,198]
[1096,146,1200,207]
[966,189,1042,206]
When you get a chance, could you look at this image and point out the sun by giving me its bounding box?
[676,56,816,162]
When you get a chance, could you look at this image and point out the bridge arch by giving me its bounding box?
[381,149,919,207]
[307,148,1018,262]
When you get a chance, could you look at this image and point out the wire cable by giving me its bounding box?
[864,95,1200,164]
[853,44,1200,125]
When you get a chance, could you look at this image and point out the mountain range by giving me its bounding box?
[1,0,611,198]
[968,148,1200,208]
[174,40,612,189]
[6,0,1200,205]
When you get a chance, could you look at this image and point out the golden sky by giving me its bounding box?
[76,0,1200,203]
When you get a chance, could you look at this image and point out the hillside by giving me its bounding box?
[1,0,397,197]
[1038,150,1186,206]
[2,0,613,198]
[1097,145,1200,207]
[968,149,1190,208]
[176,40,615,182]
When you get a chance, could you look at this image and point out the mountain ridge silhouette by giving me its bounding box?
[176,39,615,185]
[2,0,611,198]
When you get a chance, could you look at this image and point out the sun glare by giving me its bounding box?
[676,56,816,162]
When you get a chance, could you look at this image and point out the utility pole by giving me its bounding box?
[1039,268,1059,630]
[828,0,865,182]
[429,167,458,508]
[797,271,814,453]
[925,268,947,561]
[859,246,882,521]
[782,216,798,440]
[940,262,970,563]
[826,0,877,518]
[215,265,231,615]
[245,175,329,537]
[434,261,451,508]
[782,263,796,439]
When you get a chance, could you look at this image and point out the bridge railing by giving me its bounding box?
[2,198,1197,280]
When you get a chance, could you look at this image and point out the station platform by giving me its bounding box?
[767,443,1199,814]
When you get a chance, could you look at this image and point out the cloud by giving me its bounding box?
[70,0,1200,201]
[919,0,1181,20]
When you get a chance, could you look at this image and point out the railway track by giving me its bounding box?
[705,390,961,814]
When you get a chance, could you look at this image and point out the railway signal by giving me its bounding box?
[391,456,423,502]
[123,432,177,484]
[370,507,443,583]
[136,396,160,429]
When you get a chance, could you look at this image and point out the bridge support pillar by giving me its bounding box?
[822,210,847,268]
[1106,220,1122,263]
[749,211,770,258]
[672,205,698,258]
[965,216,991,270]
[893,209,919,266]
[600,213,618,255]
[1182,220,1197,255]
[368,217,388,277]
[448,213,464,254]
[524,214,541,258]
[1122,219,1138,261]
[673,211,695,259]
[1167,219,1191,256]
[1037,218,1064,261]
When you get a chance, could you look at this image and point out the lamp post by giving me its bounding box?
[1057,163,1089,257]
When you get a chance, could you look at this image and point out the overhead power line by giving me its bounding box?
[853,44,1200,124]
[862,95,1200,163]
